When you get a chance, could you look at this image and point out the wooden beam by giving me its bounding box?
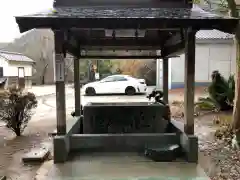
[54,30,66,135]
[79,46,161,50]
[184,28,196,135]
[163,57,169,103]
[66,41,162,56]
[164,32,182,46]
[78,55,162,59]
[74,55,81,116]
[161,41,185,57]
[78,38,162,48]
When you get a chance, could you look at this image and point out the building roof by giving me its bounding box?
[196,29,234,40]
[0,51,34,63]
[15,4,238,33]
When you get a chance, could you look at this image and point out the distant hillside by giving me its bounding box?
[0,43,8,49]
[2,29,74,85]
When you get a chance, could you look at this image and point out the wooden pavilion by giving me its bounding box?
[15,0,238,163]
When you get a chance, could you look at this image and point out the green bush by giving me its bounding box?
[196,71,235,111]
[0,86,38,136]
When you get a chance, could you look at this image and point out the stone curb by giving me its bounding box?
[36,93,55,98]
[34,160,53,180]
[22,142,52,164]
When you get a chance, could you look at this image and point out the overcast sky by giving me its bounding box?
[0,0,53,42]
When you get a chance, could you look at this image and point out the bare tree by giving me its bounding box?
[2,29,75,84]
[39,36,50,85]
[64,54,74,81]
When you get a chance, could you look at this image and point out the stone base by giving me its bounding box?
[53,118,199,164]
[54,136,69,163]
[53,116,82,163]
[22,148,50,163]
[171,120,198,163]
[180,133,198,163]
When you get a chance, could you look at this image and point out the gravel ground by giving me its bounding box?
[171,103,240,180]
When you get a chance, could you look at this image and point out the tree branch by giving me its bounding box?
[226,0,238,17]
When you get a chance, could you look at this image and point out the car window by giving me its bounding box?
[113,76,128,82]
[101,76,115,82]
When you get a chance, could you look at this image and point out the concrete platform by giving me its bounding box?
[43,152,209,180]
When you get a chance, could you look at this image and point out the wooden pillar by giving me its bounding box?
[156,50,161,90]
[163,57,169,103]
[184,28,196,135]
[54,30,66,135]
[74,56,81,116]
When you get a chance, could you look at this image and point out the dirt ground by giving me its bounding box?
[170,102,240,180]
[0,120,55,180]
[1,87,239,180]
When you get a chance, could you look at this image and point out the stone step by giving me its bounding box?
[48,129,57,137]
[144,144,182,162]
[22,143,51,163]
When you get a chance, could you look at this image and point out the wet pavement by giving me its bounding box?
[38,153,209,180]
[0,87,210,180]
[31,88,206,123]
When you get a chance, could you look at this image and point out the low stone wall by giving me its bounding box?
[170,120,198,163]
[53,117,198,163]
[53,116,82,163]
[70,133,180,152]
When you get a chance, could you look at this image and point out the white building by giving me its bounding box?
[157,29,236,89]
[0,51,35,89]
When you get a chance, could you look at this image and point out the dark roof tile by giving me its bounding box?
[196,29,234,40]
[0,51,34,63]
[27,5,227,19]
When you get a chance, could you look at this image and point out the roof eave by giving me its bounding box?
[8,60,35,64]
[15,16,239,34]
[16,16,40,33]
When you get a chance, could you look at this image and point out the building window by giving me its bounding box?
[0,67,3,77]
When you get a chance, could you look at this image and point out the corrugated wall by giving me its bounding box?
[170,41,236,88]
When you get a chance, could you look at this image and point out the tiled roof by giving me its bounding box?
[0,51,34,63]
[196,29,234,40]
[26,5,223,19]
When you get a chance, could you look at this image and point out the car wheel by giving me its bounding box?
[125,86,136,96]
[85,87,96,96]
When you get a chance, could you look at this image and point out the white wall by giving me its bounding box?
[0,56,9,76]
[5,61,33,77]
[171,41,236,84]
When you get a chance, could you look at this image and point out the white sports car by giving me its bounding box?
[81,75,147,96]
